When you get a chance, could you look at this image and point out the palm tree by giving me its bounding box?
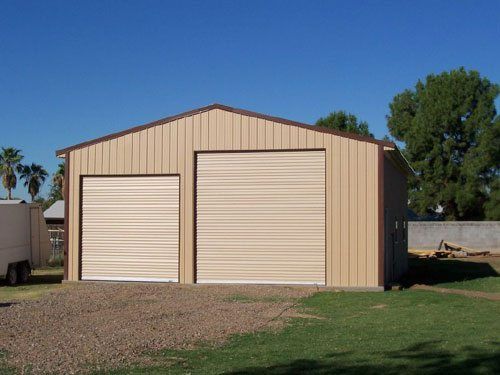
[19,163,48,202]
[52,162,65,200]
[0,147,24,200]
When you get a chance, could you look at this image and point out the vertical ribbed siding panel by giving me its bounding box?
[332,136,341,285]
[81,147,88,175]
[241,115,249,149]
[81,176,179,282]
[161,124,170,173]
[340,139,349,285]
[349,140,358,285]
[201,112,209,150]
[123,134,133,174]
[154,126,162,174]
[139,131,147,173]
[298,128,307,148]
[233,114,241,149]
[257,118,266,149]
[273,123,282,149]
[358,141,367,286]
[290,126,299,148]
[177,118,186,282]
[306,130,315,148]
[193,114,201,150]
[366,144,376,286]
[248,117,257,149]
[224,111,233,149]
[95,143,103,174]
[147,128,155,174]
[281,123,290,149]
[87,145,96,174]
[117,137,125,174]
[208,111,217,150]
[265,120,273,149]
[170,121,178,171]
[102,141,110,174]
[325,136,332,286]
[109,139,117,174]
[184,116,194,283]
[132,133,140,174]
[196,151,326,284]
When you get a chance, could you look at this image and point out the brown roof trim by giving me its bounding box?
[55,103,395,156]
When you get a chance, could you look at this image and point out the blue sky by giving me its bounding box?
[1,0,499,200]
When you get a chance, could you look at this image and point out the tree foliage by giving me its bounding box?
[316,111,373,137]
[387,68,500,220]
[49,162,65,201]
[19,163,49,202]
[0,147,24,200]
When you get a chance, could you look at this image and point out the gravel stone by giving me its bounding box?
[0,283,315,374]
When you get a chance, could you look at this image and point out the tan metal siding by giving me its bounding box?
[67,108,383,287]
[196,151,326,284]
[80,176,179,282]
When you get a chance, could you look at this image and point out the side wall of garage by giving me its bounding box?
[383,155,408,283]
[66,108,383,287]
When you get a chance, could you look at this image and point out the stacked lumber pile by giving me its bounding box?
[408,240,490,259]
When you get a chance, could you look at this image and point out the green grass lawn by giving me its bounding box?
[0,267,65,302]
[104,290,500,375]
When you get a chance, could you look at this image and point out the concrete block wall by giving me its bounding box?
[408,221,500,253]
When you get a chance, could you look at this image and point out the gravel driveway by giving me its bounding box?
[0,282,316,374]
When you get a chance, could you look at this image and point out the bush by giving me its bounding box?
[47,254,64,267]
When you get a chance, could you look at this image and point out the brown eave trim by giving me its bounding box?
[63,152,70,281]
[378,146,385,287]
[55,103,395,156]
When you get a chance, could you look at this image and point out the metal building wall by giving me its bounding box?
[383,154,408,282]
[66,107,383,287]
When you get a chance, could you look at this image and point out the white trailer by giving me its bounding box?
[0,202,51,284]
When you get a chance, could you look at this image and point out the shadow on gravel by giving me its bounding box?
[226,341,500,375]
[401,258,498,288]
[0,302,16,308]
[25,272,63,286]
[1,269,62,287]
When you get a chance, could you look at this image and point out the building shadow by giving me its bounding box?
[1,268,63,287]
[401,258,498,288]
[226,341,500,375]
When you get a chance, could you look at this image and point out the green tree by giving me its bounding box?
[316,111,373,137]
[0,147,24,200]
[484,177,500,220]
[19,163,49,202]
[387,68,500,220]
[50,162,65,201]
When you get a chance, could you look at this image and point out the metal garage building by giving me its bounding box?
[57,104,411,289]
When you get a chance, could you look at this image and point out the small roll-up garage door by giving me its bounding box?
[196,151,326,285]
[81,176,179,282]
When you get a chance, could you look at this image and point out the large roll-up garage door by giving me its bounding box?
[81,176,179,282]
[196,151,326,285]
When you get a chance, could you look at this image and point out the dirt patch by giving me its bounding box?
[0,283,315,374]
[281,311,326,320]
[370,304,387,309]
[411,284,500,301]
